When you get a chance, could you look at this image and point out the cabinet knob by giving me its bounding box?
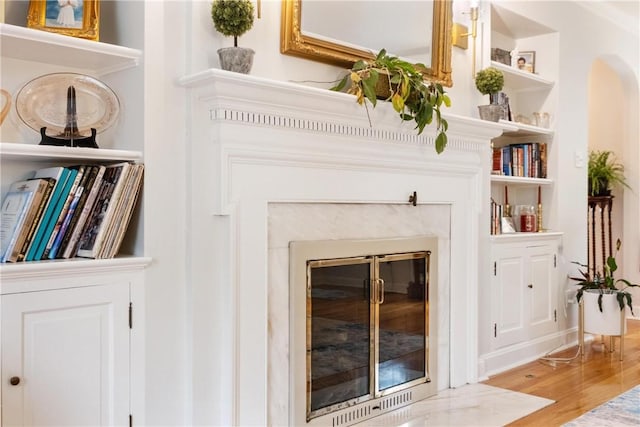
[528,284,533,288]
[9,376,20,386]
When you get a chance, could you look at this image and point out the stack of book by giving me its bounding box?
[492,142,547,178]
[0,162,144,263]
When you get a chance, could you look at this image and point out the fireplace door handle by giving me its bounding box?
[377,278,385,304]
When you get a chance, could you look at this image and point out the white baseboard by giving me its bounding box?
[478,328,579,378]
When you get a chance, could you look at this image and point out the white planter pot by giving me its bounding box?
[582,290,627,336]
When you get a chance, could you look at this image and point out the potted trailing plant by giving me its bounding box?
[211,0,255,74]
[588,150,630,196]
[475,67,505,122]
[331,49,451,154]
[571,239,638,337]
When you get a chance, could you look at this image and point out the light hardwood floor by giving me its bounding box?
[483,318,640,426]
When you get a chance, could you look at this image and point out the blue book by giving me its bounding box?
[32,168,78,261]
[24,167,71,262]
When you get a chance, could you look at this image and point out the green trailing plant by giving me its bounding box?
[211,0,255,47]
[588,150,630,196]
[331,49,451,154]
[475,67,504,95]
[571,239,638,313]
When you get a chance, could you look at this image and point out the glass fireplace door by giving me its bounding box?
[307,251,430,420]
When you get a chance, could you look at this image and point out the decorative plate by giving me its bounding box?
[15,73,120,137]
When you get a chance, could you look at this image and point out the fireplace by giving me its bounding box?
[289,237,438,425]
[180,69,507,425]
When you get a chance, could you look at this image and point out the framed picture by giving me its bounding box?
[516,51,536,73]
[27,0,100,41]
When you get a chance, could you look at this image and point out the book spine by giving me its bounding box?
[16,178,55,262]
[0,192,35,261]
[77,164,130,258]
[62,166,106,259]
[25,169,69,262]
[33,169,78,261]
[6,180,50,263]
[42,166,85,259]
[57,166,99,258]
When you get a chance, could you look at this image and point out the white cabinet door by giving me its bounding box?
[2,283,130,427]
[492,249,527,349]
[491,240,559,350]
[528,246,557,338]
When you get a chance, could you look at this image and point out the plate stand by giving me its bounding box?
[39,127,98,148]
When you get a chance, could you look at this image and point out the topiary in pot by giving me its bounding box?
[475,67,505,121]
[331,49,451,154]
[211,0,255,74]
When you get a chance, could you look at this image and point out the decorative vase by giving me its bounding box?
[217,47,255,74]
[477,104,504,122]
[0,88,10,126]
[582,289,627,336]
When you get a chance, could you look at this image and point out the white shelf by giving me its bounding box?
[490,231,564,243]
[491,175,553,185]
[498,120,554,137]
[0,142,142,162]
[0,256,152,293]
[0,23,141,75]
[491,61,554,92]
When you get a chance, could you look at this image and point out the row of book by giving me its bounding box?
[490,199,517,235]
[0,162,144,263]
[492,142,547,178]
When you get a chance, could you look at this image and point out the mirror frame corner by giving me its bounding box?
[280,0,453,87]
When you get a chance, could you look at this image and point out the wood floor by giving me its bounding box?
[483,318,640,426]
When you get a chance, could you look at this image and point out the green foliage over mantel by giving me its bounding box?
[331,49,451,154]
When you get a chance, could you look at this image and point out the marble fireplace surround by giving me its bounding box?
[180,69,509,426]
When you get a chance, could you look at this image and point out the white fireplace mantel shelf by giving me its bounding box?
[179,68,516,149]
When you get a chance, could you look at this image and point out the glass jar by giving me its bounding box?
[517,205,537,232]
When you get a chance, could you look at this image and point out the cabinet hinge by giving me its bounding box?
[129,414,132,427]
[554,254,557,268]
[493,261,497,276]
[494,323,497,338]
[129,303,133,329]
[554,309,557,322]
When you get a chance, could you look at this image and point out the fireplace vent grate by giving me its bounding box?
[331,405,371,427]
[381,390,413,410]
[329,391,414,426]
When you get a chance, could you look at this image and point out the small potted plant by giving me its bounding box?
[588,150,630,196]
[211,0,255,74]
[331,49,451,154]
[475,67,505,122]
[571,239,637,338]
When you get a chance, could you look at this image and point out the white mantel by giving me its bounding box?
[179,69,512,426]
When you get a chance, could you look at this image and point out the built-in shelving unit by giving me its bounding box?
[0,18,148,425]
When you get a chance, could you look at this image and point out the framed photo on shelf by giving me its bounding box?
[516,51,536,73]
[27,0,100,41]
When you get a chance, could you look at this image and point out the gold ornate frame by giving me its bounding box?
[280,0,452,86]
[27,0,100,41]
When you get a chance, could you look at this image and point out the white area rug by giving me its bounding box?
[562,385,640,426]
[353,383,554,427]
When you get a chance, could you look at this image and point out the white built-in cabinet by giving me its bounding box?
[480,4,565,374]
[490,234,562,350]
[0,23,149,425]
[2,280,130,426]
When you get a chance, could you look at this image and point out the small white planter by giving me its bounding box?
[582,289,627,336]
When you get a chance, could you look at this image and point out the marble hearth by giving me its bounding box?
[180,69,509,426]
